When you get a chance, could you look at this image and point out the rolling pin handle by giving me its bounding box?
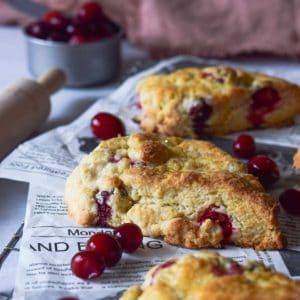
[37,69,66,95]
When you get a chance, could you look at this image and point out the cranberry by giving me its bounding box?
[248,87,280,127]
[43,10,70,31]
[279,189,300,215]
[114,223,143,253]
[96,190,112,227]
[233,134,256,158]
[91,112,125,140]
[247,155,280,187]
[87,36,102,43]
[86,233,122,267]
[47,30,70,42]
[68,19,90,37]
[70,34,89,44]
[201,72,224,83]
[212,264,225,276]
[197,206,233,244]
[252,87,280,109]
[136,100,142,109]
[25,21,49,39]
[227,262,244,275]
[151,260,176,281]
[189,102,212,136]
[71,250,105,279]
[89,19,113,39]
[78,2,103,23]
[212,261,243,276]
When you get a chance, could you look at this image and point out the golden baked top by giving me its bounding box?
[121,252,300,300]
[78,132,246,191]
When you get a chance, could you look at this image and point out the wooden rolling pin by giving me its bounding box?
[0,69,65,160]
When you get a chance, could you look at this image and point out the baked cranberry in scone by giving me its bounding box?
[64,133,285,250]
[136,66,300,137]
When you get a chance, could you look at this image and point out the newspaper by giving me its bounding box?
[0,56,300,300]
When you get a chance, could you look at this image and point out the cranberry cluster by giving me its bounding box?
[90,112,125,140]
[232,134,280,187]
[232,134,300,215]
[71,223,143,279]
[25,2,115,44]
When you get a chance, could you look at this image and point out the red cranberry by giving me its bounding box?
[87,36,102,43]
[247,155,280,187]
[86,233,122,267]
[68,19,90,37]
[201,72,224,84]
[212,261,243,276]
[279,189,300,215]
[89,19,113,38]
[233,134,256,158]
[136,100,142,109]
[96,190,112,227]
[227,261,244,275]
[43,10,70,31]
[212,264,225,276]
[71,250,105,279]
[114,223,143,253]
[78,2,103,23]
[25,21,49,39]
[252,87,280,109]
[151,260,176,282]
[189,102,212,136]
[70,34,89,44]
[47,30,70,42]
[248,87,280,127]
[197,206,233,244]
[91,112,125,140]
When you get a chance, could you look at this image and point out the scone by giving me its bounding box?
[64,133,286,250]
[136,66,300,137]
[121,252,300,300]
[293,148,300,169]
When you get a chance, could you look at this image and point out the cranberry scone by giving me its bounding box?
[121,252,300,300]
[64,133,286,250]
[136,66,300,137]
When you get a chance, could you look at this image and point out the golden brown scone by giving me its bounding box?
[120,252,300,300]
[293,148,300,169]
[136,66,300,138]
[64,133,286,250]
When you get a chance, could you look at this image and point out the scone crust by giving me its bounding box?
[136,66,300,137]
[64,133,285,250]
[121,252,300,300]
[293,148,300,169]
